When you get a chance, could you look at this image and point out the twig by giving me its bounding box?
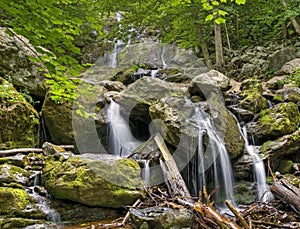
[121,199,141,225]
[225,200,250,229]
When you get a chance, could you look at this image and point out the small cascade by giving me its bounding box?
[161,46,167,69]
[192,108,236,206]
[109,12,124,68]
[242,126,273,202]
[28,172,61,223]
[141,160,151,186]
[107,100,142,156]
[151,69,159,78]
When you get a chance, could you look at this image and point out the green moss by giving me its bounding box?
[0,218,42,228]
[260,140,272,154]
[240,90,268,113]
[273,94,283,103]
[0,187,33,216]
[277,160,293,174]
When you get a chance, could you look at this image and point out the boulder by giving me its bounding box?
[0,78,39,149]
[239,90,268,113]
[276,86,300,106]
[279,58,300,74]
[0,187,44,218]
[268,47,295,70]
[41,92,74,145]
[130,207,193,229]
[233,154,253,180]
[0,154,29,168]
[247,102,300,142]
[0,164,30,188]
[0,27,46,98]
[42,153,144,208]
[188,70,231,97]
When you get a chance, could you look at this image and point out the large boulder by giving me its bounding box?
[0,78,39,149]
[268,47,295,70]
[0,27,46,98]
[239,90,268,114]
[279,58,300,75]
[247,102,300,143]
[42,153,145,208]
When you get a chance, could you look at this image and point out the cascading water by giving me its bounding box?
[28,172,61,223]
[161,46,167,69]
[191,108,236,206]
[141,160,151,186]
[107,99,142,157]
[109,12,124,68]
[242,126,273,202]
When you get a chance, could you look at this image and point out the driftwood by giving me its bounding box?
[0,145,74,157]
[271,177,300,212]
[225,200,250,229]
[154,133,192,202]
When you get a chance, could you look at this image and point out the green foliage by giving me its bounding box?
[0,0,104,102]
[287,67,300,86]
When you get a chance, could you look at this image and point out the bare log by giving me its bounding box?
[154,133,192,203]
[271,178,300,212]
[0,145,74,157]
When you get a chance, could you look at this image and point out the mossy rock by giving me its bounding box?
[239,90,268,113]
[0,154,29,168]
[0,163,30,187]
[42,153,144,208]
[0,78,39,149]
[0,187,43,218]
[249,102,300,142]
[0,218,45,229]
[277,160,293,174]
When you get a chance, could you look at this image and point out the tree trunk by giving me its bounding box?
[280,0,300,35]
[214,21,224,68]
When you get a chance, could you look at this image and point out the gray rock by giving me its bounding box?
[268,47,295,70]
[280,58,300,74]
[0,27,46,98]
[233,154,253,180]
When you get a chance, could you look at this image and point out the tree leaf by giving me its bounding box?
[205,14,214,21]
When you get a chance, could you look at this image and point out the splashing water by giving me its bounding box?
[242,126,273,202]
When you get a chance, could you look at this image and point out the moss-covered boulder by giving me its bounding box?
[248,102,300,142]
[42,153,145,208]
[260,129,300,160]
[0,164,30,188]
[41,91,74,145]
[0,187,43,218]
[0,154,29,168]
[0,78,39,149]
[239,90,268,113]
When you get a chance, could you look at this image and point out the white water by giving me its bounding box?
[109,12,124,68]
[242,126,273,202]
[141,160,151,186]
[161,46,167,68]
[151,69,159,78]
[107,100,141,156]
[193,108,236,206]
[28,172,61,223]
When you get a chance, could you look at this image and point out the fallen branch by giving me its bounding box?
[225,200,250,229]
[0,145,74,157]
[271,178,300,212]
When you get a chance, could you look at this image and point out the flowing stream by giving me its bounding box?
[242,126,273,202]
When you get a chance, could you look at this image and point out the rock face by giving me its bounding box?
[247,102,300,142]
[0,78,39,149]
[0,27,46,98]
[42,153,145,208]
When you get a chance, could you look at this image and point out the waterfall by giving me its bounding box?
[151,69,159,78]
[161,46,167,68]
[28,172,61,223]
[109,12,124,68]
[242,126,273,202]
[107,100,141,156]
[193,108,236,206]
[141,160,151,186]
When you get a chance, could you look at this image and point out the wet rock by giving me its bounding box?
[130,207,193,229]
[42,153,144,208]
[98,80,126,92]
[234,180,256,205]
[247,102,300,142]
[0,164,30,187]
[233,154,253,180]
[228,106,254,123]
[0,218,47,229]
[239,90,268,113]
[0,27,46,98]
[0,78,39,149]
[276,86,300,106]
[277,160,293,174]
[0,187,44,218]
